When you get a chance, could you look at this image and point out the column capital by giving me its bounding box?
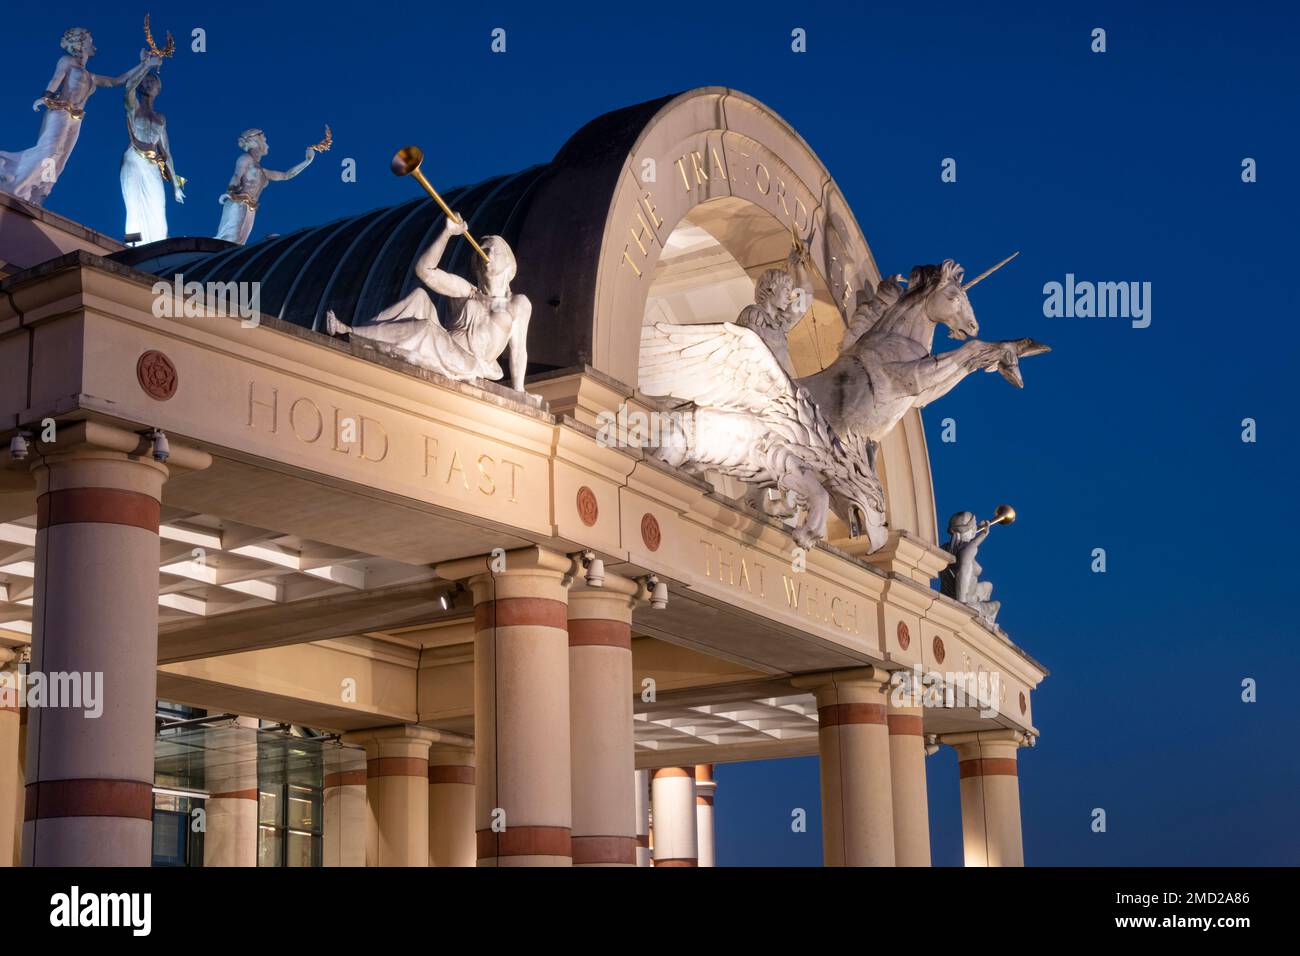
[941,728,1033,750]
[792,665,892,694]
[23,419,211,474]
[342,724,470,751]
[568,570,644,607]
[435,545,574,584]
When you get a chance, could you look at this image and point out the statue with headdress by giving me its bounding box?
[1,27,159,206]
[120,17,183,244]
[216,125,328,245]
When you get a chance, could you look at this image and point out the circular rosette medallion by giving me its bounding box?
[136,350,178,400]
[576,486,599,526]
[640,513,661,552]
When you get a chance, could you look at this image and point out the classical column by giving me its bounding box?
[322,746,367,867]
[694,764,717,867]
[0,648,19,867]
[203,717,261,867]
[437,547,574,866]
[887,686,931,866]
[793,667,896,866]
[568,580,638,866]
[428,744,476,866]
[945,729,1027,867]
[634,769,651,867]
[650,767,697,866]
[345,725,437,866]
[23,437,207,866]
[11,697,23,868]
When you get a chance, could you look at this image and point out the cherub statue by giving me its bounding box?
[1,29,159,206]
[324,215,533,393]
[120,66,183,244]
[939,511,1001,626]
[216,129,316,245]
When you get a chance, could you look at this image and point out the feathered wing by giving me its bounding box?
[639,321,796,413]
[639,321,887,548]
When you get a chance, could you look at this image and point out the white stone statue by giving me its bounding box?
[120,67,183,244]
[324,216,533,393]
[641,308,888,552]
[940,511,1001,626]
[639,254,1048,553]
[798,259,1049,441]
[216,129,316,245]
[735,263,810,379]
[1,29,159,206]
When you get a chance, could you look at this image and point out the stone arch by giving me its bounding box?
[516,87,937,542]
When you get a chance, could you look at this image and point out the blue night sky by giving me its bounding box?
[4,1,1296,865]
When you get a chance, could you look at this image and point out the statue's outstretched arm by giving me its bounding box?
[99,50,156,89]
[415,218,476,298]
[264,149,316,182]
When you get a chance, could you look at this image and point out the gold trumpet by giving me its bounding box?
[391,146,488,263]
[978,504,1017,532]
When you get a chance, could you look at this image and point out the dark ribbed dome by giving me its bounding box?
[110,91,686,374]
[113,165,547,334]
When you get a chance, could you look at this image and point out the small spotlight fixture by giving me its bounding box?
[580,550,605,588]
[644,574,668,611]
[148,428,170,463]
[924,734,940,757]
[8,431,32,461]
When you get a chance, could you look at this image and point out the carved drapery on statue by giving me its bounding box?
[638,256,1048,554]
[1,28,159,206]
[325,224,532,394]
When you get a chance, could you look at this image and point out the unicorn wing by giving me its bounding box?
[639,321,796,414]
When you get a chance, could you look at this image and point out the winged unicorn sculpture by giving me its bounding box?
[638,253,1048,554]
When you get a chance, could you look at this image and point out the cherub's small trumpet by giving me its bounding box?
[978,504,1016,531]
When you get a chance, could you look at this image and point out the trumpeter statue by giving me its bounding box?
[939,505,1016,626]
[1,27,159,206]
[324,146,533,395]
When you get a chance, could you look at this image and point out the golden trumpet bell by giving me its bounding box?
[992,504,1016,526]
[391,146,424,178]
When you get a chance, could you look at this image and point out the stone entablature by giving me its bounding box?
[0,251,1044,733]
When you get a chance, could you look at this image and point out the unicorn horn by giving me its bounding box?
[962,251,1019,290]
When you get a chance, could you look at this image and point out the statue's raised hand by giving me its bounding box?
[444,216,468,237]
